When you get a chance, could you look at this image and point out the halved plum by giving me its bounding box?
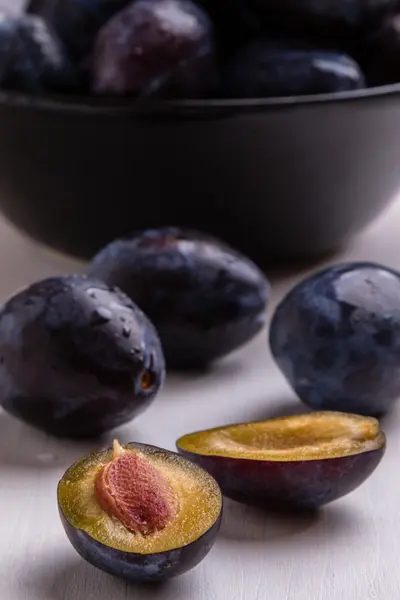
[58,441,222,582]
[176,412,386,509]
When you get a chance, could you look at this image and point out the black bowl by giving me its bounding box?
[0,85,399,263]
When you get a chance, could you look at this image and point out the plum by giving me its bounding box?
[0,275,165,437]
[222,39,365,98]
[91,0,216,98]
[88,227,270,369]
[27,0,132,61]
[244,0,397,37]
[270,262,400,416]
[0,13,78,94]
[58,441,222,582]
[197,0,263,55]
[177,412,386,509]
[362,15,400,85]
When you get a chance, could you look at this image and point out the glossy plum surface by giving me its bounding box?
[89,227,269,368]
[58,442,223,582]
[0,13,78,93]
[29,0,131,60]
[91,0,216,98]
[270,262,400,416]
[222,39,365,98]
[0,275,165,437]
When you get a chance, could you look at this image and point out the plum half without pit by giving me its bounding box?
[177,412,386,510]
[88,227,270,369]
[0,275,165,438]
[58,441,222,582]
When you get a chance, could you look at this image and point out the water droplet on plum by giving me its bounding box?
[91,307,113,326]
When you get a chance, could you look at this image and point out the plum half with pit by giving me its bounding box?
[222,39,365,98]
[0,13,78,94]
[58,441,222,582]
[91,0,216,98]
[88,227,270,369]
[177,412,386,509]
[270,262,400,416]
[0,275,165,438]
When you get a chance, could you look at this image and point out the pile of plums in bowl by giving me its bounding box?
[2,225,399,583]
[1,0,400,99]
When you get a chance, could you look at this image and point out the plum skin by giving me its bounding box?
[89,227,269,369]
[58,442,222,583]
[28,0,132,61]
[59,509,221,582]
[177,447,385,509]
[363,15,400,85]
[0,275,165,438]
[269,262,400,417]
[0,13,78,94]
[243,0,397,35]
[222,40,365,98]
[91,0,216,99]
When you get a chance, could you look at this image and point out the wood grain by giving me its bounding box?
[0,199,400,599]
[0,3,400,596]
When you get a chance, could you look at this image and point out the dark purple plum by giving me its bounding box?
[243,0,397,37]
[88,227,269,369]
[0,275,165,438]
[362,15,400,85]
[222,39,365,98]
[196,0,263,55]
[177,412,386,510]
[91,0,216,98]
[27,0,131,61]
[270,262,400,417]
[0,13,78,93]
[0,12,18,84]
[58,441,222,582]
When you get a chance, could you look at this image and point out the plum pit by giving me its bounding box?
[95,440,178,535]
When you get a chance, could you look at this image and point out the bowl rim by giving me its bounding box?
[1,81,400,115]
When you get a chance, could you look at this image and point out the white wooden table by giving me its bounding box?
[1,197,400,600]
[2,2,400,597]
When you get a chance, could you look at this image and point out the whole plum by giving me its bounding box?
[91,0,216,98]
[89,227,269,369]
[270,262,400,417]
[245,0,397,37]
[0,13,78,93]
[0,276,165,437]
[362,15,400,85]
[222,39,365,98]
[28,0,131,61]
[197,0,263,55]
